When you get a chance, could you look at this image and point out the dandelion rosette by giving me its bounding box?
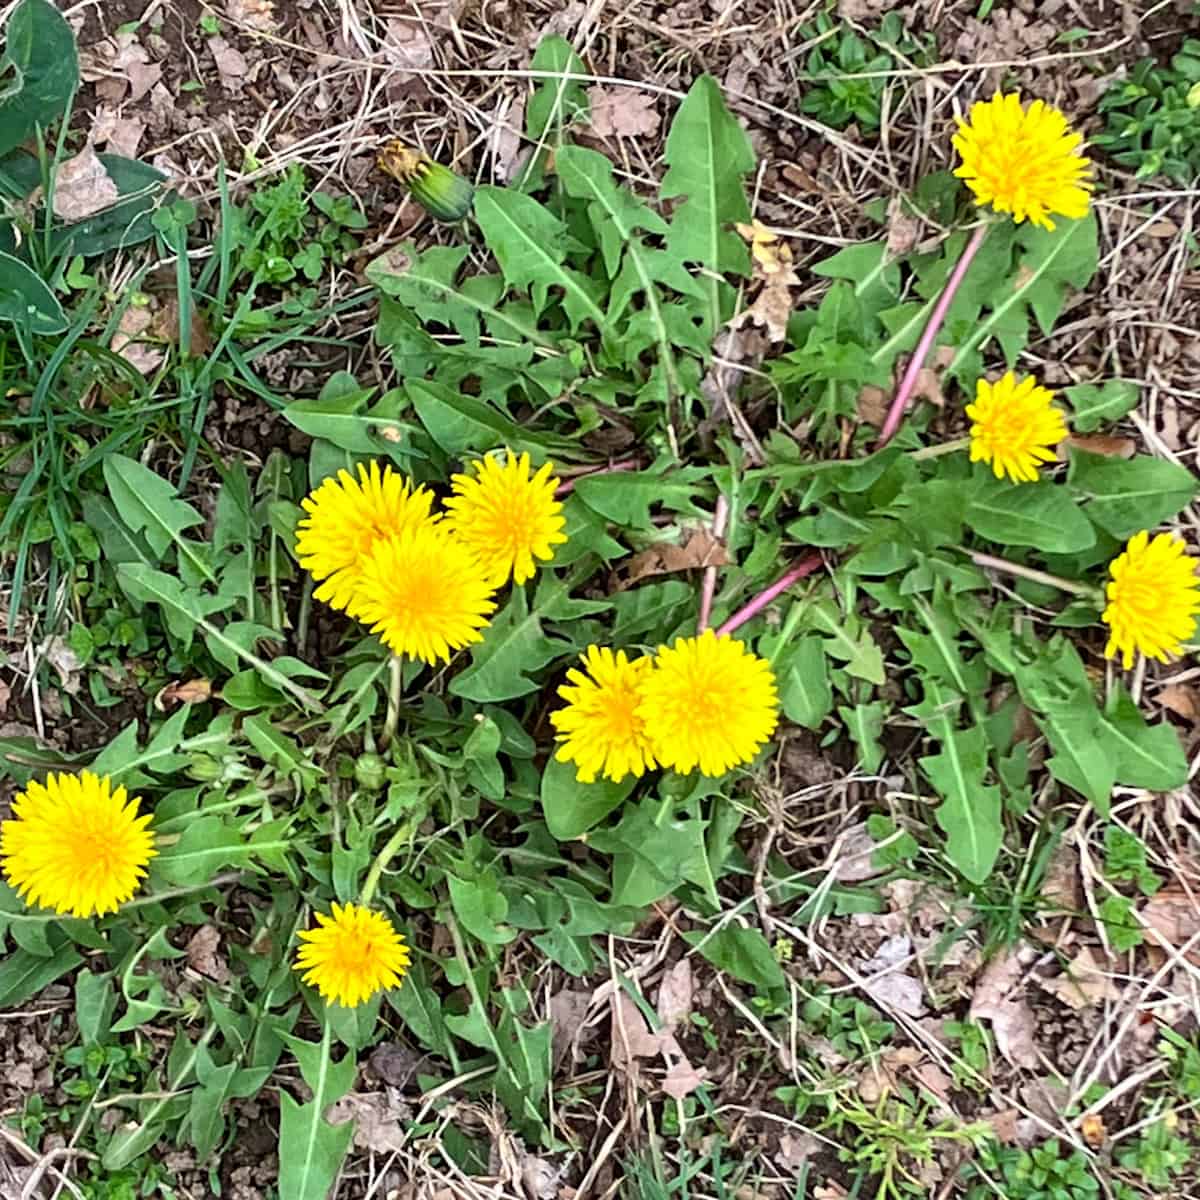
[1,771,156,917]
[1103,530,1200,669]
[443,450,567,587]
[295,902,410,1008]
[638,630,779,778]
[551,646,657,783]
[295,461,436,613]
[953,92,1092,230]
[966,371,1068,483]
[352,522,497,663]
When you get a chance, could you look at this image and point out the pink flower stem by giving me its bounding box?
[554,457,639,497]
[715,552,825,637]
[696,494,730,634]
[876,222,990,448]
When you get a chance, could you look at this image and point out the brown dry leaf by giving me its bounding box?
[615,529,730,590]
[548,988,591,1069]
[1041,842,1082,912]
[226,0,277,32]
[857,385,889,428]
[47,146,120,222]
[368,1043,426,1088]
[732,280,795,343]
[885,195,921,257]
[661,1059,707,1100]
[610,992,663,1068]
[492,92,527,183]
[832,822,887,882]
[776,1132,821,1173]
[1039,946,1122,1010]
[156,678,213,710]
[186,925,229,983]
[860,935,927,1018]
[112,305,165,375]
[1158,683,1200,725]
[987,1108,1022,1144]
[969,946,1039,1068]
[1058,434,1137,461]
[1080,1113,1107,1147]
[42,635,83,694]
[384,17,434,71]
[90,107,146,159]
[656,959,693,1033]
[1140,890,1200,965]
[0,676,10,715]
[80,33,162,105]
[587,87,660,138]
[153,296,214,357]
[209,36,249,88]
[326,1093,407,1155]
[858,1045,921,1102]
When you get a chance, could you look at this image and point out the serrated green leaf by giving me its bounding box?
[1063,379,1139,432]
[773,635,832,729]
[526,36,589,139]
[407,378,572,458]
[683,926,788,996]
[840,701,887,773]
[1037,700,1116,815]
[966,477,1096,553]
[283,374,409,453]
[1104,685,1188,792]
[1067,451,1199,538]
[473,186,607,331]
[661,74,754,331]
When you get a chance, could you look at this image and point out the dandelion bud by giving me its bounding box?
[377,141,473,223]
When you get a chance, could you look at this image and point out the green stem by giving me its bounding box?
[380,656,404,749]
[359,821,413,907]
[910,436,970,461]
[964,548,1101,600]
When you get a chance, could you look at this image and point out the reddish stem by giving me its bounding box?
[876,222,989,448]
[554,457,639,497]
[716,552,825,637]
[697,495,730,634]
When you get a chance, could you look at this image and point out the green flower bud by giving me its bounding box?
[186,755,222,782]
[377,141,473,223]
[354,752,387,792]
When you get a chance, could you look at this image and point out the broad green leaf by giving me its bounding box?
[0,248,66,332]
[283,380,409,453]
[803,600,885,685]
[966,477,1095,553]
[683,926,788,996]
[0,942,82,1007]
[526,35,589,139]
[104,455,214,581]
[1063,379,1139,432]
[661,74,754,330]
[447,874,517,945]
[154,816,247,886]
[80,494,160,567]
[772,635,832,729]
[1067,451,1199,539]
[0,0,78,158]
[573,468,708,530]
[920,718,1003,884]
[473,186,607,330]
[1037,700,1116,815]
[839,701,886,773]
[388,957,457,1063]
[278,1027,357,1200]
[1104,685,1188,792]
[540,755,636,839]
[407,378,572,458]
[75,969,116,1045]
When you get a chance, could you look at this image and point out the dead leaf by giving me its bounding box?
[614,529,730,590]
[369,1043,427,1088]
[885,195,921,257]
[209,36,249,88]
[987,1108,1022,1144]
[492,92,527,184]
[1039,946,1122,1011]
[732,276,796,343]
[1041,842,1081,912]
[1158,683,1200,725]
[90,107,146,159]
[42,636,83,694]
[226,0,277,31]
[656,959,693,1033]
[776,1131,821,1173]
[857,385,889,428]
[155,678,213,710]
[832,822,887,882]
[969,946,1040,1069]
[858,1046,921,1101]
[153,296,214,357]
[661,1059,707,1100]
[80,33,162,105]
[0,676,10,715]
[186,925,229,983]
[610,992,663,1068]
[520,1154,559,1200]
[384,18,434,71]
[46,146,119,223]
[1080,1113,1107,1147]
[325,1093,407,1154]
[1140,890,1200,965]
[112,304,165,375]
[549,988,591,1069]
[1058,434,1137,460]
[587,87,660,138]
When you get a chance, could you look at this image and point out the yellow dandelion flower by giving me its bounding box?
[550,646,657,783]
[966,371,1068,484]
[952,92,1092,230]
[352,522,497,663]
[1,771,156,917]
[296,461,436,613]
[295,902,410,1008]
[1103,530,1200,669]
[443,450,567,586]
[637,630,779,778]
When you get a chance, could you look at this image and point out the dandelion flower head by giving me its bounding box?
[1,771,156,917]
[953,92,1092,230]
[966,371,1068,484]
[638,630,779,778]
[551,646,657,783]
[296,461,436,613]
[443,450,567,587]
[1103,530,1200,669]
[295,902,410,1008]
[352,521,497,663]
